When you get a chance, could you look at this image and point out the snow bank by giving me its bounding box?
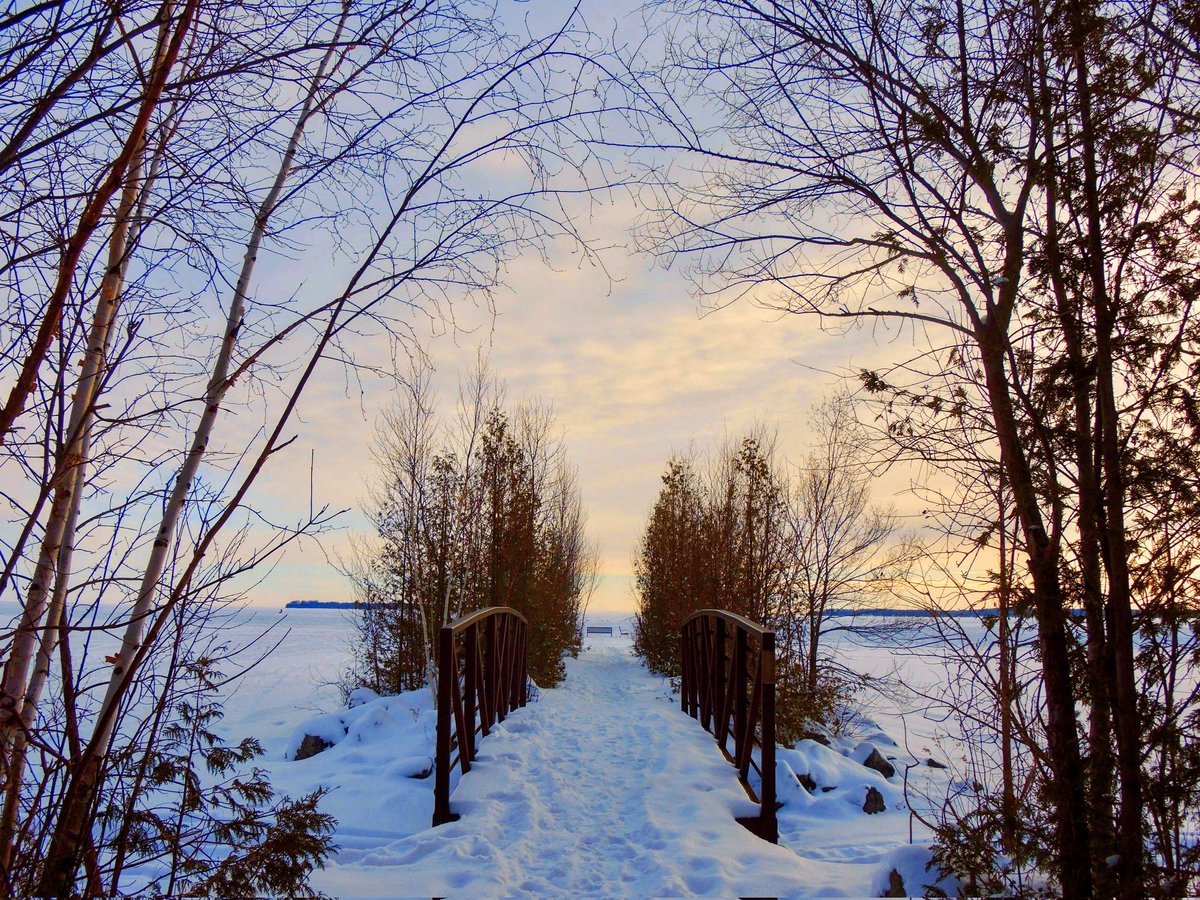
[870,844,962,897]
[778,738,903,815]
[268,687,439,843]
[209,608,974,897]
[284,688,434,761]
[772,708,959,896]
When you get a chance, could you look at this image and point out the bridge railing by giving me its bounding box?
[680,608,777,842]
[433,606,529,827]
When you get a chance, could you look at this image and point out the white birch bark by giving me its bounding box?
[0,3,185,766]
[0,117,173,873]
[86,1,351,769]
[36,10,352,892]
[0,119,154,900]
[0,137,146,735]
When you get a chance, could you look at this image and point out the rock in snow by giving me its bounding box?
[799,720,834,746]
[881,867,907,897]
[347,686,379,708]
[852,741,897,778]
[871,844,963,897]
[775,760,816,810]
[862,747,897,779]
[781,739,849,792]
[294,733,334,760]
[863,785,887,814]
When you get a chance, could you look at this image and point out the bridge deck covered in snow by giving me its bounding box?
[313,638,883,898]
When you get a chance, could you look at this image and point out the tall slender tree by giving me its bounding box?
[349,362,597,695]
[630,0,1199,893]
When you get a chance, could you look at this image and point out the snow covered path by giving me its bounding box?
[311,640,851,898]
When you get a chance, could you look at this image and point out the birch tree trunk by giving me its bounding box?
[0,8,188,877]
[0,0,196,445]
[0,107,175,882]
[0,131,148,746]
[36,9,351,893]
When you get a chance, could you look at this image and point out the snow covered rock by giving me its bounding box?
[284,687,436,761]
[347,686,379,708]
[853,741,897,778]
[861,729,899,748]
[799,720,834,746]
[863,747,896,779]
[286,710,352,760]
[871,845,962,897]
[782,739,847,792]
[863,785,886,814]
[294,733,334,760]
[880,868,906,897]
[382,754,434,779]
[775,760,815,810]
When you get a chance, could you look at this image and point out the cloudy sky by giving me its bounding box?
[239,0,922,613]
[247,200,907,612]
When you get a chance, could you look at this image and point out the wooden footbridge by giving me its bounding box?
[431,606,778,843]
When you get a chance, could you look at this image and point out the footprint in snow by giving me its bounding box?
[685,872,719,894]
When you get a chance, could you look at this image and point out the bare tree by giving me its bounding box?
[627,1,1200,893]
[785,396,907,700]
[0,0,622,893]
[634,420,905,741]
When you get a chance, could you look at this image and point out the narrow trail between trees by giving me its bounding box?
[312,639,853,898]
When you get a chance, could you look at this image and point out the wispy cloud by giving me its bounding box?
[246,192,904,611]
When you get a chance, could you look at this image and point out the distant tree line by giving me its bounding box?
[349,360,597,694]
[633,404,908,743]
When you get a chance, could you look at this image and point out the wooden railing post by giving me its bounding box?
[733,627,747,761]
[494,616,506,724]
[688,625,699,717]
[759,630,778,842]
[519,620,528,706]
[464,622,478,765]
[431,607,530,829]
[511,620,524,709]
[680,628,689,714]
[700,617,713,730]
[679,609,778,844]
[433,624,456,826]
[714,617,728,750]
[498,616,512,721]
[484,614,497,732]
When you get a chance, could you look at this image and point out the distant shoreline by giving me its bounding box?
[281,601,1024,619]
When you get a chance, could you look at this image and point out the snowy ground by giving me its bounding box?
[14,602,975,896]
[218,609,964,898]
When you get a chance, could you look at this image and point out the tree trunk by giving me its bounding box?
[978,324,1092,899]
[36,8,348,892]
[996,479,1018,855]
[1034,24,1117,880]
[0,105,154,894]
[1069,3,1144,891]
